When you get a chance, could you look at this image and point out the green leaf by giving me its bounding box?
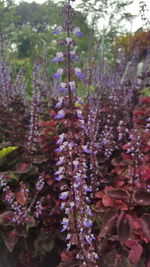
[0,147,18,160]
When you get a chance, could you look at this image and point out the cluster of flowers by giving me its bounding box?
[27,64,42,151]
[1,173,45,224]
[54,97,98,265]
[52,0,98,265]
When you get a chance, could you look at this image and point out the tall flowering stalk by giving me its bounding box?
[53,1,98,265]
[0,35,11,107]
[27,63,42,151]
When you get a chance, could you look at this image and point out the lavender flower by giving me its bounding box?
[73,27,84,37]
[69,81,77,92]
[60,82,67,93]
[52,52,64,63]
[59,191,68,200]
[74,67,86,80]
[54,109,65,119]
[52,26,63,34]
[52,68,63,79]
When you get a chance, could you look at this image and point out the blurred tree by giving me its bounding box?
[0,0,17,35]
[76,0,136,61]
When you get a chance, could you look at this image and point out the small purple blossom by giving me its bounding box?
[56,137,65,145]
[52,68,63,79]
[77,109,83,119]
[73,27,84,37]
[60,82,67,93]
[83,219,93,228]
[54,109,65,119]
[55,175,63,181]
[82,145,91,154]
[68,141,75,149]
[69,81,77,92]
[59,191,68,200]
[56,157,64,166]
[52,52,64,63]
[74,67,86,80]
[52,26,63,34]
[70,51,79,61]
[66,37,72,45]
[54,167,64,175]
[55,100,63,109]
[54,147,63,152]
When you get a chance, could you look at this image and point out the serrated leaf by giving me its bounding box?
[0,147,17,160]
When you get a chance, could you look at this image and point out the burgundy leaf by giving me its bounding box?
[1,230,19,253]
[138,218,150,240]
[0,211,14,225]
[107,189,130,201]
[102,195,114,207]
[98,214,118,239]
[134,190,150,206]
[117,213,132,243]
[16,162,32,174]
[128,242,143,264]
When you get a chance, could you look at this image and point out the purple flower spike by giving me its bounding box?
[74,67,86,80]
[52,26,62,34]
